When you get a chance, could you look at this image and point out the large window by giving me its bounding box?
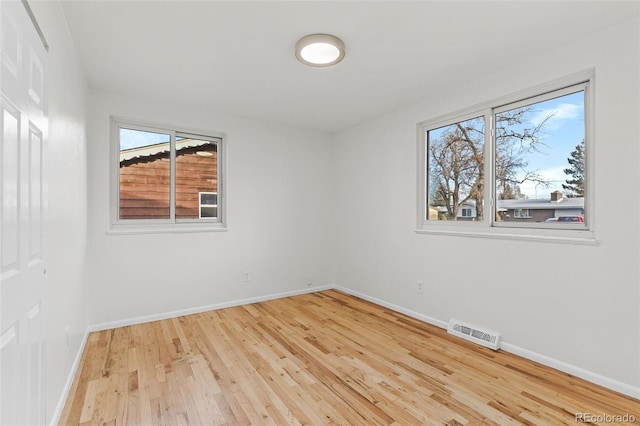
[418,73,592,241]
[111,118,225,232]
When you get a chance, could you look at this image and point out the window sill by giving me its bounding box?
[415,225,596,245]
[107,222,228,236]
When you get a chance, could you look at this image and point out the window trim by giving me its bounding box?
[109,116,227,234]
[416,70,595,244]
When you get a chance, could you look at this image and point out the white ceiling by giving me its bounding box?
[60,1,638,133]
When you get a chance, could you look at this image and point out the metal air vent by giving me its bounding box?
[447,319,501,350]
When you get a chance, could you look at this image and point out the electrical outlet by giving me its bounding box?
[306,275,313,286]
[417,281,424,294]
[65,326,70,348]
[243,271,250,282]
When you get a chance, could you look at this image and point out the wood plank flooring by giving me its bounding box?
[59,290,640,425]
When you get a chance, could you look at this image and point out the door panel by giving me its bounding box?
[28,124,42,264]
[1,324,19,426]
[1,1,48,424]
[1,105,20,276]
[27,49,44,108]
[26,303,43,425]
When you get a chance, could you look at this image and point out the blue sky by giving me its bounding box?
[514,91,584,199]
[120,128,170,150]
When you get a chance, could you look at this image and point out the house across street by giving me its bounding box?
[429,191,584,222]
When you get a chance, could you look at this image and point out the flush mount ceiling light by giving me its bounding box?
[295,34,345,67]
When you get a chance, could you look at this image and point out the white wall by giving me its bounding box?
[85,90,334,325]
[28,1,89,422]
[332,16,640,390]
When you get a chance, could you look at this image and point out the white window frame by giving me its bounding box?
[109,116,227,234]
[417,70,595,244]
[461,208,472,217]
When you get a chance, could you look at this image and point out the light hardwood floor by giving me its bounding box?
[59,290,640,425]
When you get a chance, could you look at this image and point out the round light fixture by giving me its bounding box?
[295,34,345,67]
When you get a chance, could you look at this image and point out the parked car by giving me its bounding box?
[556,215,584,223]
[544,217,558,223]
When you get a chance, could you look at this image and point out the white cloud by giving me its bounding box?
[529,103,582,130]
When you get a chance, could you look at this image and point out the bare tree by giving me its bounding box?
[428,118,484,220]
[495,107,552,199]
[428,107,553,220]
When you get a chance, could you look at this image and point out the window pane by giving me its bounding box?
[199,192,218,218]
[119,128,171,219]
[175,138,218,219]
[495,90,585,226]
[427,117,484,221]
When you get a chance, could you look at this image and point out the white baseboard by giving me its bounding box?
[336,285,640,400]
[48,328,91,426]
[88,284,334,332]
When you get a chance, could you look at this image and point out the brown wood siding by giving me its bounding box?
[176,150,217,219]
[119,156,171,219]
[119,146,217,220]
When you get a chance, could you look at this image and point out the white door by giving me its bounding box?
[1,1,48,425]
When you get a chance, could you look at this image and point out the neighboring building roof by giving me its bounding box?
[431,192,583,213]
[497,197,584,210]
[120,138,214,162]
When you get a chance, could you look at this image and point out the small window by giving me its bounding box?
[461,208,472,217]
[199,192,218,218]
[111,117,225,232]
[513,209,531,219]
